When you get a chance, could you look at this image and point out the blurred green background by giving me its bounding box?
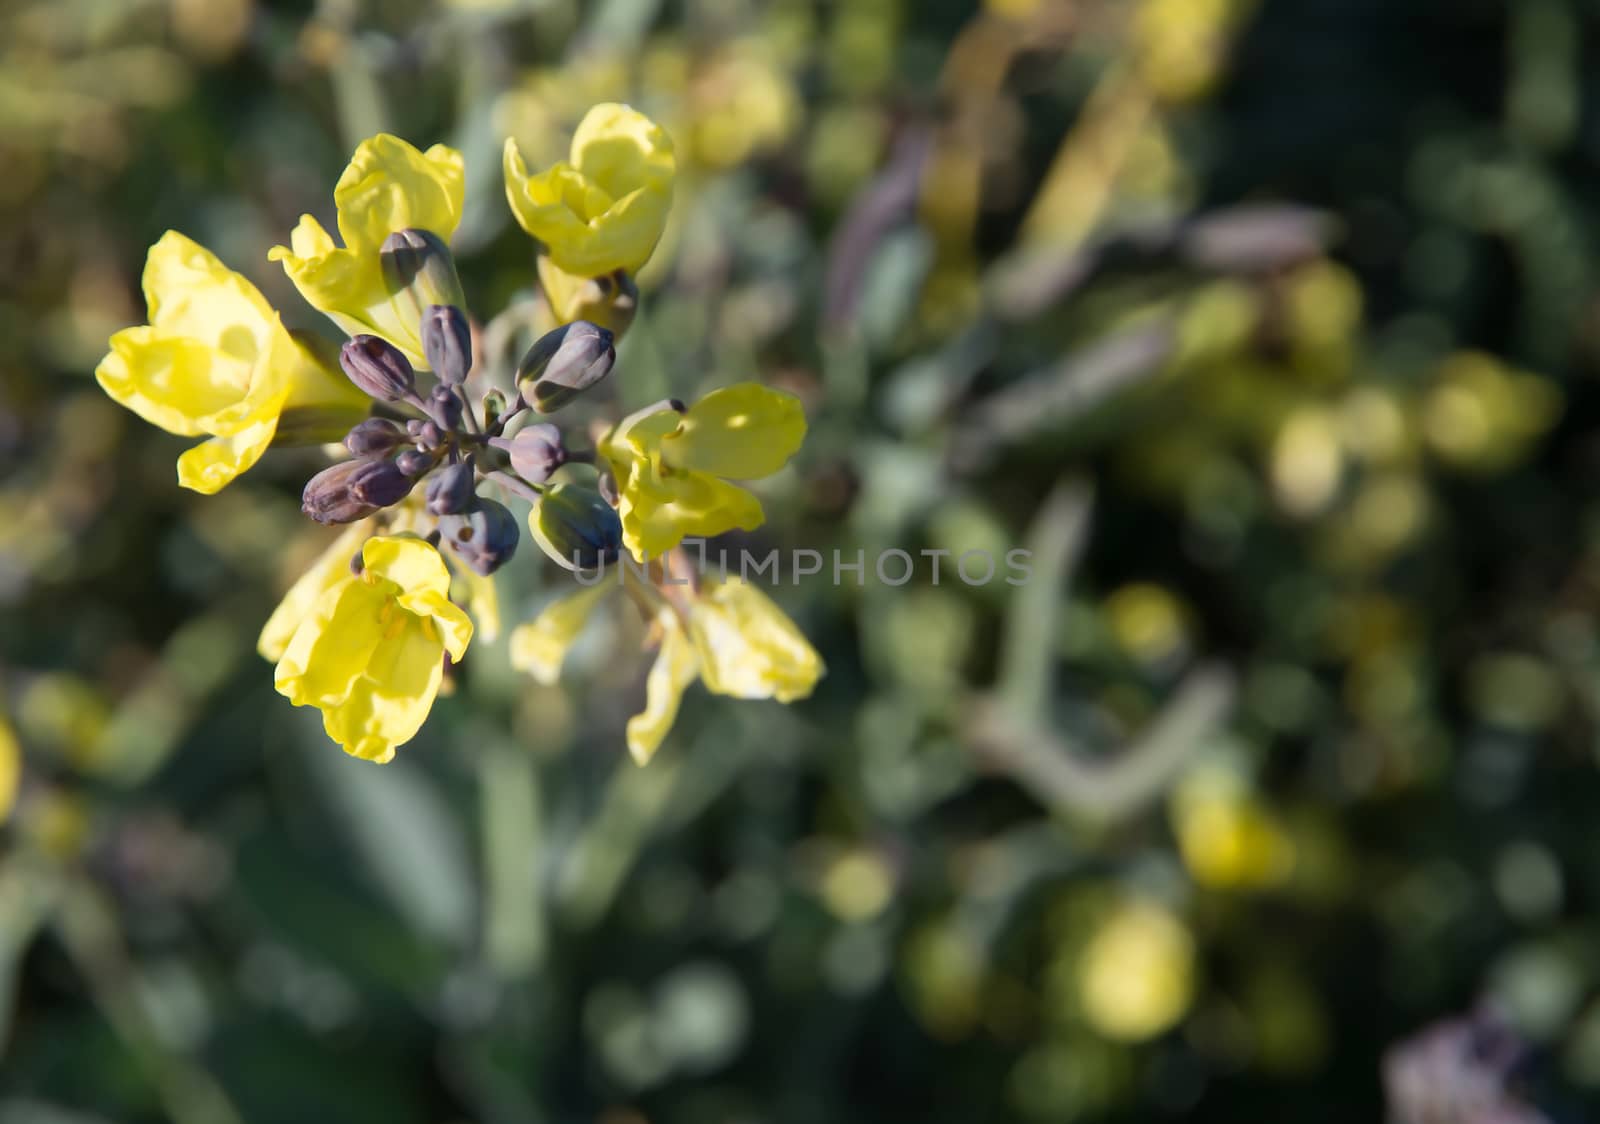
[4,0,1600,1120]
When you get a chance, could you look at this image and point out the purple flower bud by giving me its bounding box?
[344,417,406,456]
[529,483,622,571]
[429,384,463,429]
[439,498,520,576]
[515,321,615,413]
[425,460,477,516]
[302,458,415,524]
[502,423,566,485]
[396,450,432,477]
[422,305,473,386]
[340,335,415,402]
[417,421,445,450]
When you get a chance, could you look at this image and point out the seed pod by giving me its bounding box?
[429,384,464,430]
[515,321,615,413]
[340,335,416,401]
[530,483,622,571]
[379,229,466,345]
[438,497,520,576]
[503,423,566,485]
[425,460,477,516]
[302,457,415,524]
[343,417,406,456]
[422,304,473,386]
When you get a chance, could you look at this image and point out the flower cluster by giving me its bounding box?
[96,104,823,764]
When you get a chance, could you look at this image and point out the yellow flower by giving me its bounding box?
[503,103,676,278]
[269,134,465,368]
[509,574,823,764]
[96,231,362,494]
[1170,767,1294,891]
[0,710,20,824]
[273,535,472,763]
[1076,898,1195,1042]
[601,383,806,560]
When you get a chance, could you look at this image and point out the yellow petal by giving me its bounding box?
[333,135,465,253]
[269,215,422,365]
[320,616,448,763]
[97,329,245,437]
[509,582,614,684]
[258,523,372,662]
[625,610,699,764]
[613,457,766,560]
[690,577,823,702]
[142,230,280,353]
[361,535,473,661]
[174,413,281,494]
[503,103,675,277]
[570,103,676,201]
[274,577,387,707]
[96,232,291,439]
[660,383,806,478]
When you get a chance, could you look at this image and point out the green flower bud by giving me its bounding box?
[380,229,466,358]
[530,483,622,571]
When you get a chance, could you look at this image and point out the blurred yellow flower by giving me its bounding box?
[0,711,19,824]
[1423,351,1563,472]
[1104,583,1190,668]
[1171,767,1295,890]
[270,134,466,368]
[273,535,473,763]
[1077,898,1195,1041]
[686,48,799,170]
[96,232,361,493]
[508,583,614,684]
[503,103,676,278]
[602,383,806,561]
[510,574,822,764]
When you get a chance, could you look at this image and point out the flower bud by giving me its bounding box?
[482,389,508,430]
[416,421,445,450]
[530,483,622,571]
[499,423,566,485]
[340,335,416,401]
[515,321,615,413]
[422,304,473,386]
[425,460,477,516]
[379,229,466,350]
[343,417,406,456]
[439,498,520,576]
[302,457,415,524]
[429,384,463,429]
[396,449,433,477]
